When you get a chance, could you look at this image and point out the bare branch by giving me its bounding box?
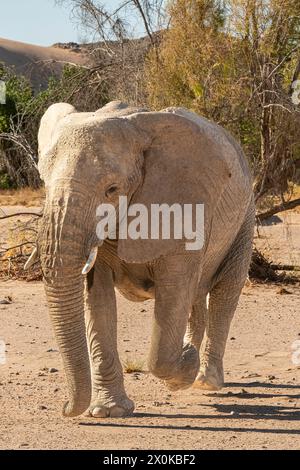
[256,198,300,222]
[0,212,42,220]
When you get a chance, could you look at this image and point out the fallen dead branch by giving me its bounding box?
[0,212,42,220]
[249,247,283,282]
[256,198,300,222]
[270,264,300,272]
[249,247,299,283]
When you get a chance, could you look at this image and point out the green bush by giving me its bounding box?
[0,63,33,133]
[0,173,11,189]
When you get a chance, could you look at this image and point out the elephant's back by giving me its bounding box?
[162,107,252,192]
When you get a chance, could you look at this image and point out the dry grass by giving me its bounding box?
[0,188,45,206]
[123,358,144,374]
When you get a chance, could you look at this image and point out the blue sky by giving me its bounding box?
[0,0,122,46]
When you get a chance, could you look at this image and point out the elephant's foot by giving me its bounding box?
[153,344,200,392]
[193,356,224,391]
[88,394,135,418]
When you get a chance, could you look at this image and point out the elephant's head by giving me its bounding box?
[30,101,229,417]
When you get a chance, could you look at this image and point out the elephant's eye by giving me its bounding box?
[105,184,118,198]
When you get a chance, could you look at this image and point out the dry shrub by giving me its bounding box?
[0,213,42,281]
[0,256,42,282]
[123,358,144,374]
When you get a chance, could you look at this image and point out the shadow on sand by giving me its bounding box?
[79,381,300,434]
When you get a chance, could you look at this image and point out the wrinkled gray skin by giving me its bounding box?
[35,101,255,418]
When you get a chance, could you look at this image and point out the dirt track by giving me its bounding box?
[0,280,299,450]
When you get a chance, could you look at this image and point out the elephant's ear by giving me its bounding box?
[117,111,232,263]
[38,103,76,181]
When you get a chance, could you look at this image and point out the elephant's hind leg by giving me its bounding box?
[194,210,254,391]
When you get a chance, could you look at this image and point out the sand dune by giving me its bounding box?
[0,37,89,90]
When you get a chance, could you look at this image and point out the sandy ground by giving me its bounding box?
[255,213,300,266]
[0,206,299,450]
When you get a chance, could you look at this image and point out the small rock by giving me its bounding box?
[49,368,58,373]
[268,375,276,380]
[244,372,261,378]
[276,287,292,295]
[230,337,236,341]
[38,405,47,410]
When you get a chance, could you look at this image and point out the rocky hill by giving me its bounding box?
[0,37,90,91]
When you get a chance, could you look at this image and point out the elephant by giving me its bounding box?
[26,100,255,418]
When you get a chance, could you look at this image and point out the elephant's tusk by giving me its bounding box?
[206,293,210,309]
[24,248,39,270]
[82,247,98,275]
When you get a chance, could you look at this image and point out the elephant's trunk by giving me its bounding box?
[39,188,94,417]
[44,279,91,417]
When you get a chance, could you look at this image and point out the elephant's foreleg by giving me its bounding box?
[194,211,254,391]
[85,260,134,417]
[149,255,201,391]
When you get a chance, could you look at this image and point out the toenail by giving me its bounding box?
[92,406,109,418]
